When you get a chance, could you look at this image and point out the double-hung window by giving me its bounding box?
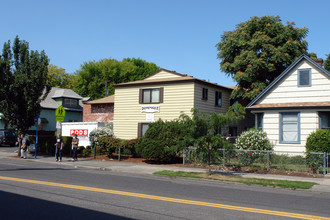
[138,123,150,137]
[64,98,78,108]
[256,113,264,130]
[215,91,222,107]
[279,112,300,144]
[298,69,311,87]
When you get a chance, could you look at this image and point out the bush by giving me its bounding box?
[136,139,177,162]
[305,129,330,173]
[89,125,114,147]
[306,129,330,153]
[28,135,56,155]
[235,128,272,166]
[121,138,139,157]
[82,146,92,157]
[98,136,122,158]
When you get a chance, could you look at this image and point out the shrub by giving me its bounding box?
[82,146,92,157]
[305,129,330,173]
[89,126,114,147]
[137,139,177,162]
[121,138,139,157]
[28,135,56,155]
[235,128,272,166]
[98,136,122,158]
[305,129,330,153]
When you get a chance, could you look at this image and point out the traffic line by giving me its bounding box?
[0,176,329,220]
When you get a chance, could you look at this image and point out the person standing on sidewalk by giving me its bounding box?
[55,133,63,162]
[71,134,79,161]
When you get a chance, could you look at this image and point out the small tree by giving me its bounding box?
[324,54,330,72]
[0,36,50,156]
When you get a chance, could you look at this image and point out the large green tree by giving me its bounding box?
[217,15,308,100]
[74,58,160,99]
[47,64,77,89]
[324,54,330,72]
[0,36,49,134]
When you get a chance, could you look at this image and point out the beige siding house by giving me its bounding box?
[247,55,330,152]
[113,69,234,139]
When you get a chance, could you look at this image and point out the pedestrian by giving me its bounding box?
[71,133,79,161]
[20,134,27,159]
[55,133,63,162]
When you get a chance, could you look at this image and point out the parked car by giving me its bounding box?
[0,130,17,146]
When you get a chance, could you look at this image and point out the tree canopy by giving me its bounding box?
[0,36,49,133]
[47,64,77,89]
[324,54,330,72]
[216,15,308,100]
[74,58,160,99]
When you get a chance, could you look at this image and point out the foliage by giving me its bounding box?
[305,129,330,153]
[305,129,330,173]
[136,119,191,162]
[89,125,114,148]
[235,128,272,166]
[74,57,160,99]
[28,135,56,154]
[47,64,77,89]
[98,137,121,158]
[324,54,330,72]
[0,36,50,133]
[61,136,73,155]
[82,146,92,157]
[216,15,308,100]
[121,138,139,157]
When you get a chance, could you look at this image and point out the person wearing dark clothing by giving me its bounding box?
[55,134,63,162]
[71,134,79,161]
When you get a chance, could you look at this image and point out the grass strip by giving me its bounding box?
[153,170,317,189]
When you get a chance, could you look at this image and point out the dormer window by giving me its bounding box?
[298,69,311,87]
[64,98,78,108]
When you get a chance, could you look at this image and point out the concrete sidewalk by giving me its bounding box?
[2,150,330,192]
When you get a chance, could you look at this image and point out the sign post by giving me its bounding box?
[55,105,66,135]
[34,116,39,159]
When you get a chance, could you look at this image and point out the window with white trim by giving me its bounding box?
[279,112,300,144]
[298,69,311,87]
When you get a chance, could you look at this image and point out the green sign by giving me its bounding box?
[55,105,66,122]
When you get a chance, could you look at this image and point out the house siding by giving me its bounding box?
[258,61,330,104]
[114,82,195,139]
[145,70,182,80]
[258,109,319,152]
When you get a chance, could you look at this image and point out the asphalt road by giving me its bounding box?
[0,157,330,220]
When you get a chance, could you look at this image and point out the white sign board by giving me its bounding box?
[141,105,160,113]
[146,113,154,122]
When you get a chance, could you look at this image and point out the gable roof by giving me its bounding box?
[114,69,233,91]
[85,95,115,104]
[247,54,330,108]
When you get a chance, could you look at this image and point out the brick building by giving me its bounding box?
[83,95,114,122]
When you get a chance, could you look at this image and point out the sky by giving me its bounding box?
[1,0,329,87]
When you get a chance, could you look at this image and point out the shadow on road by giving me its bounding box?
[0,190,133,220]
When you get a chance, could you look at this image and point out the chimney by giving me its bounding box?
[315,58,323,66]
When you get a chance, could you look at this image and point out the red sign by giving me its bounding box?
[70,129,88,136]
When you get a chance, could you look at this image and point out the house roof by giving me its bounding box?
[41,87,83,110]
[247,54,330,108]
[114,69,233,90]
[247,102,330,110]
[52,88,83,99]
[85,95,115,104]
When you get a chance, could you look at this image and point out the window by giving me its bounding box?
[139,88,163,104]
[256,113,264,130]
[279,112,300,144]
[202,88,208,100]
[215,91,222,107]
[138,123,150,137]
[319,112,330,131]
[298,69,311,87]
[64,98,78,108]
